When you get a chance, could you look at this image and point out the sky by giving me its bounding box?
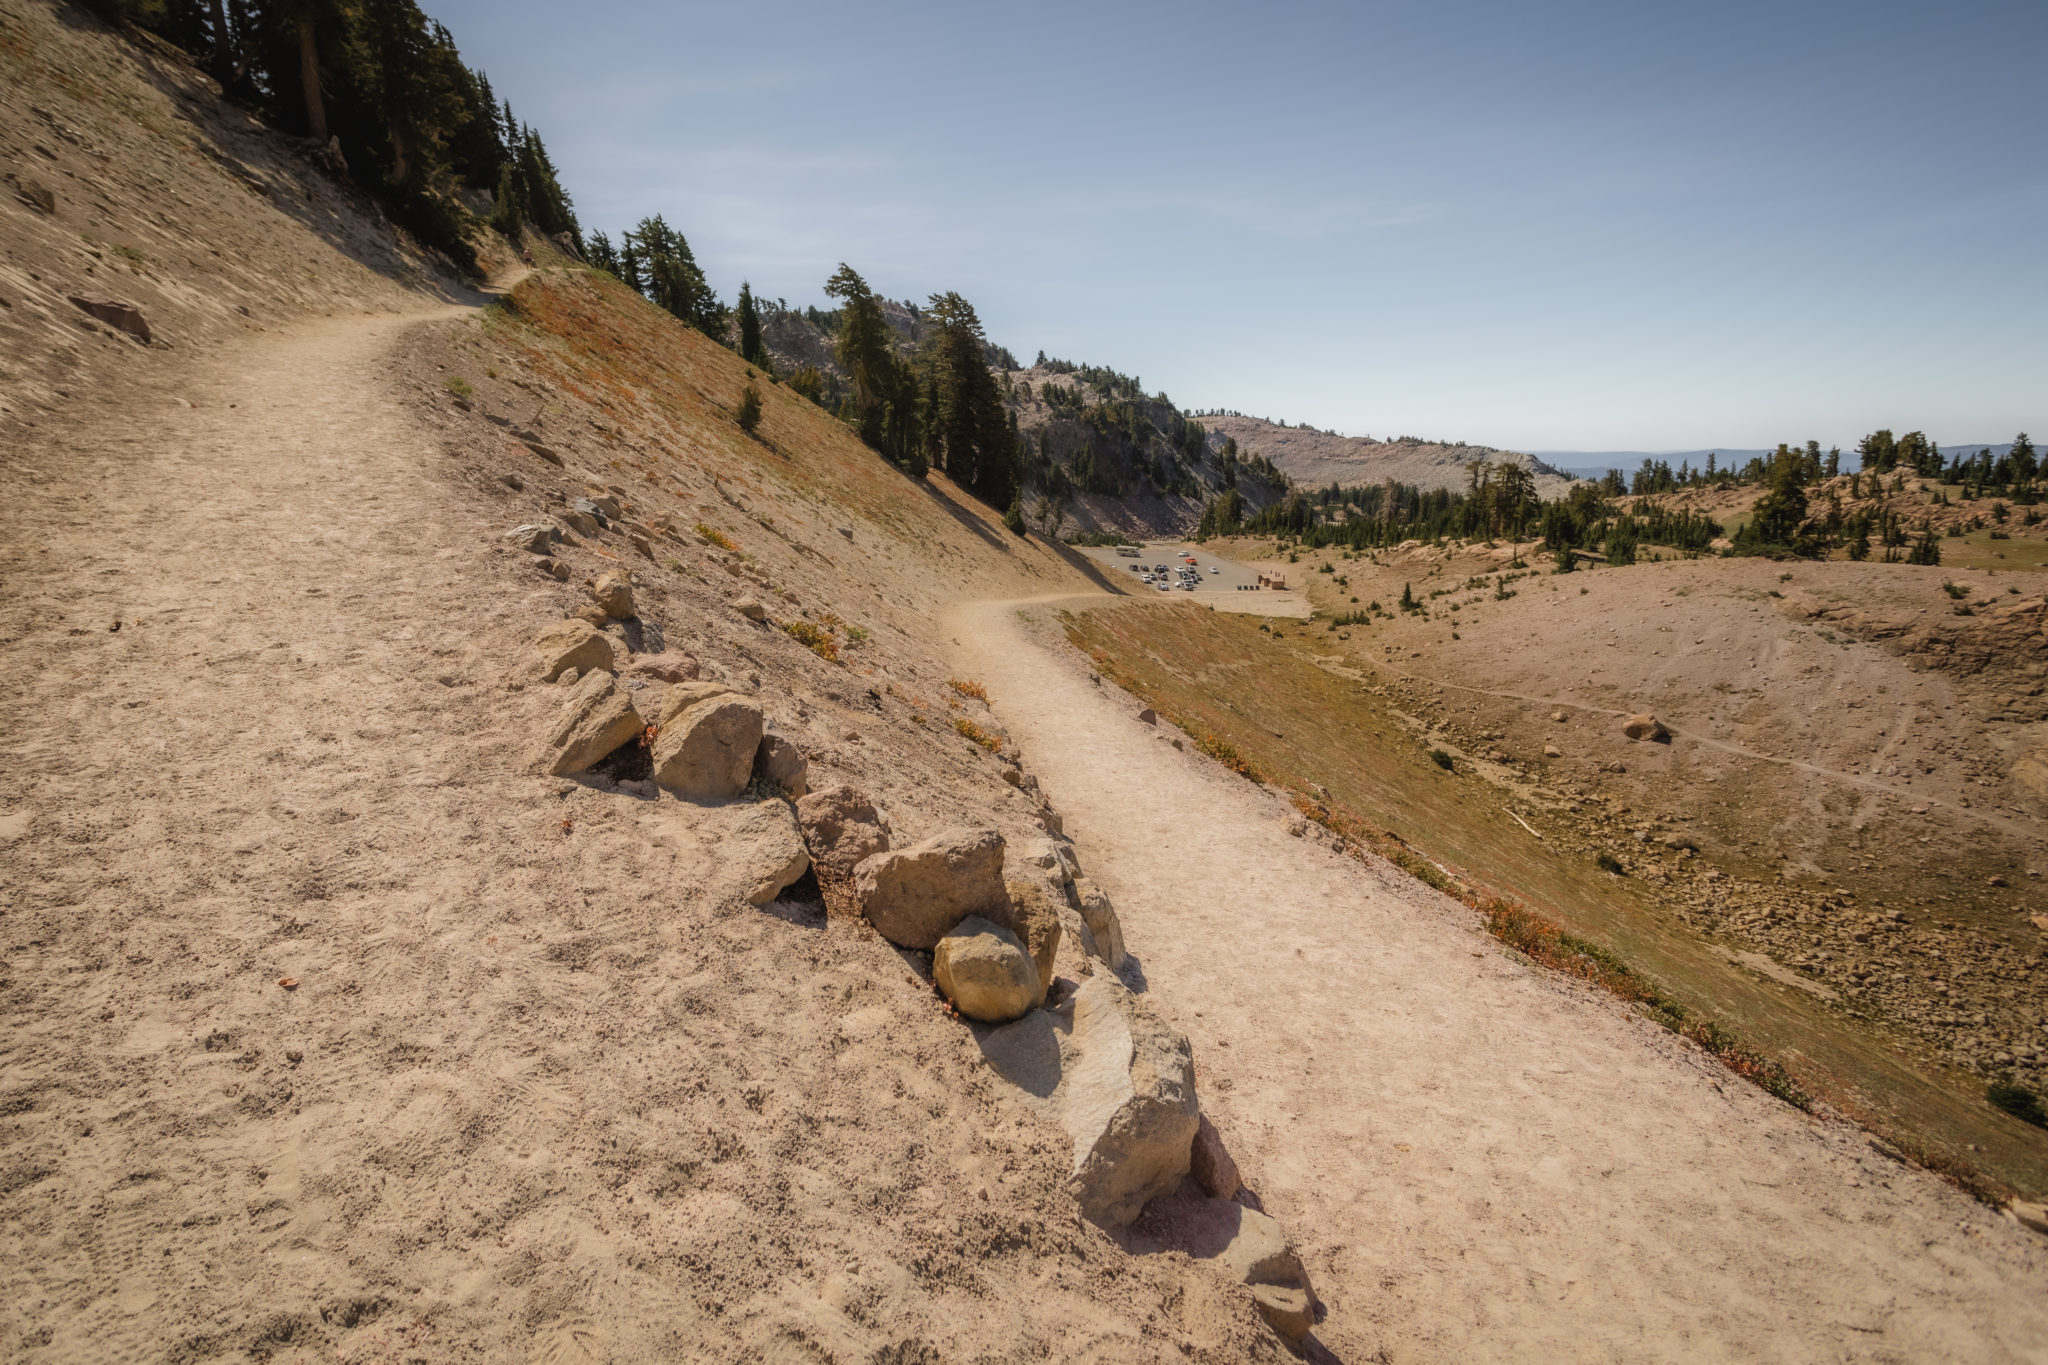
[424,0,2046,453]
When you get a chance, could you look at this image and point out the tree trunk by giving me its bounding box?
[207,0,233,87]
[388,119,410,190]
[296,14,326,144]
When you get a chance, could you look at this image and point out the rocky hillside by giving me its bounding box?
[0,4,1323,1359]
[1197,415,1578,498]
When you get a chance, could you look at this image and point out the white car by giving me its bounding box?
[1210,567,1220,574]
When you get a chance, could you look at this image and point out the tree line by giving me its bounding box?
[99,0,580,273]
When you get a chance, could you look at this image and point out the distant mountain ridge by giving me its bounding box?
[1195,415,1579,498]
[1540,442,2030,481]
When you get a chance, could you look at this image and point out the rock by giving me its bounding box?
[591,569,636,619]
[995,875,1065,1001]
[1124,1183,1322,1346]
[795,786,892,917]
[2010,1200,2048,1237]
[730,799,811,905]
[12,177,55,214]
[733,597,768,622]
[585,494,624,521]
[506,523,554,553]
[67,295,151,343]
[1072,877,1128,969]
[562,509,602,537]
[979,975,1198,1227]
[625,651,700,684]
[650,694,764,800]
[537,557,570,581]
[852,827,1007,950]
[533,619,617,682]
[1014,836,1079,886]
[836,525,854,539]
[1550,710,1567,723]
[1544,744,1563,758]
[628,533,654,559]
[754,732,809,798]
[572,496,612,526]
[1622,713,1670,742]
[1190,1113,1240,1200]
[933,916,1039,1023]
[1604,761,1628,774]
[1136,707,1157,724]
[542,671,644,776]
[654,681,735,724]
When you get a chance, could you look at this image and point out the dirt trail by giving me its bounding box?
[948,594,2048,1363]
[0,301,1296,1362]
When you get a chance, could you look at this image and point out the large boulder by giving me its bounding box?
[754,732,809,798]
[651,695,764,799]
[1622,712,1670,743]
[1014,835,1080,887]
[1071,877,1128,969]
[728,799,812,905]
[542,671,644,776]
[932,916,1039,1023]
[533,619,616,683]
[994,874,1064,1002]
[978,975,1197,1228]
[654,681,734,723]
[591,569,636,619]
[796,786,891,917]
[852,827,1008,950]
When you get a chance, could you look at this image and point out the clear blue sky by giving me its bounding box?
[426,0,2044,452]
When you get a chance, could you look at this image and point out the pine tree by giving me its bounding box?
[922,290,1017,509]
[627,215,720,334]
[736,380,762,436]
[737,281,767,367]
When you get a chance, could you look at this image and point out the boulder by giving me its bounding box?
[625,651,700,684]
[1072,877,1128,969]
[994,875,1064,1001]
[654,681,735,724]
[1190,1113,1240,1200]
[68,295,151,343]
[1622,713,1669,743]
[591,569,636,619]
[754,732,809,798]
[978,975,1197,1228]
[651,695,764,800]
[1014,836,1080,887]
[572,496,612,527]
[562,509,602,537]
[1136,707,1157,724]
[1124,1182,1322,1346]
[505,523,554,553]
[542,671,644,776]
[796,786,892,917]
[1544,744,1563,758]
[537,558,569,581]
[12,177,55,214]
[2009,1200,2048,1237]
[533,619,616,682]
[933,916,1039,1023]
[733,597,768,622]
[729,799,811,905]
[852,827,1007,950]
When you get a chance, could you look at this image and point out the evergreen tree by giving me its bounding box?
[922,290,1017,508]
[736,380,762,436]
[737,281,767,367]
[823,264,900,452]
[625,215,720,334]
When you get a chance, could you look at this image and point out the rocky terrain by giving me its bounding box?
[1194,415,1578,498]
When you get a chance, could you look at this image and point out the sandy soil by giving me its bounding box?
[948,593,2048,1363]
[0,299,1291,1362]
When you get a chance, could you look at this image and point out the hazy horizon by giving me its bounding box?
[424,0,2045,451]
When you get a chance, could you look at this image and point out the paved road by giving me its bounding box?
[1077,542,1278,598]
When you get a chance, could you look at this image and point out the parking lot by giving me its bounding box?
[1075,542,1309,616]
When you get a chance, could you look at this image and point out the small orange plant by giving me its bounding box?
[781,620,839,662]
[695,523,738,552]
[947,678,988,702]
[954,718,1003,752]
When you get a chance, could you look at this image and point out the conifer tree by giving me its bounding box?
[922,290,1017,509]
[737,282,767,367]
